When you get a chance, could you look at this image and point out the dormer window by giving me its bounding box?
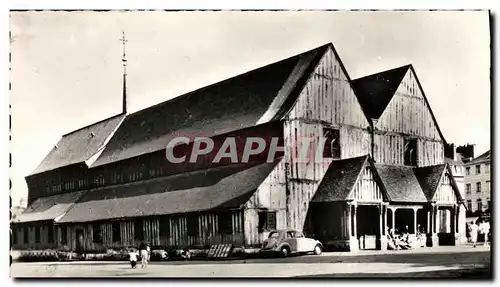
[404,138,417,166]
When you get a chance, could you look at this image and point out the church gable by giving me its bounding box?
[376,67,444,142]
[286,45,369,129]
[348,163,385,202]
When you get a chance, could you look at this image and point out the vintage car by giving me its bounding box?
[260,229,323,257]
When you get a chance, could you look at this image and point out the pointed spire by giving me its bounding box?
[120,31,128,114]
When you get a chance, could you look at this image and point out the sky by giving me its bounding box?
[9,11,490,206]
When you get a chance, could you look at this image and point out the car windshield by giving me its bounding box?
[268,231,280,238]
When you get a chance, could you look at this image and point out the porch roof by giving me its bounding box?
[12,190,86,224]
[311,156,369,202]
[57,160,280,223]
[374,164,428,203]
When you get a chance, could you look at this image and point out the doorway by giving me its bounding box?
[76,229,84,254]
[356,205,380,250]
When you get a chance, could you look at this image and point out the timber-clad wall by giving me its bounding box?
[434,173,457,203]
[61,211,245,252]
[349,166,384,202]
[374,69,444,166]
[11,223,55,250]
[281,47,370,232]
[244,160,287,246]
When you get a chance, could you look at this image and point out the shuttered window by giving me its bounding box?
[404,139,417,166]
[323,128,340,159]
[258,211,276,232]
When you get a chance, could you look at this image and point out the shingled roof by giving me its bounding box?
[466,150,491,165]
[91,44,331,167]
[58,159,281,223]
[375,164,427,203]
[29,114,126,176]
[413,164,447,201]
[13,190,86,223]
[351,65,447,144]
[351,65,411,120]
[311,156,369,202]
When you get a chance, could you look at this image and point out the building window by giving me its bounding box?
[323,128,340,159]
[466,167,470,176]
[112,222,121,243]
[477,199,482,211]
[34,226,40,243]
[487,199,491,210]
[61,226,67,245]
[159,216,170,238]
[466,184,471,194]
[476,182,481,193]
[23,226,29,244]
[258,211,277,232]
[467,200,472,211]
[218,212,233,235]
[134,220,144,241]
[92,224,102,243]
[48,225,54,244]
[485,163,490,174]
[187,214,199,237]
[12,227,17,245]
[404,139,418,166]
[476,165,481,174]
[486,180,490,192]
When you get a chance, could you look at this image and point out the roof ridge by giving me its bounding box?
[126,43,333,118]
[351,64,411,82]
[62,112,126,137]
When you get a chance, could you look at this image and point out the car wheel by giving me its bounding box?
[314,244,322,255]
[281,247,290,258]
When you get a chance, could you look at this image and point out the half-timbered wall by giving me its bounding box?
[282,47,371,231]
[61,210,245,252]
[349,166,384,202]
[374,69,444,166]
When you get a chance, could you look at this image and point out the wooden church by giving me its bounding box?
[11,41,465,253]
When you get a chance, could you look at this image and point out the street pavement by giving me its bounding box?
[10,245,491,278]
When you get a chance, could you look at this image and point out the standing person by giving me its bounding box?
[128,249,139,269]
[139,241,148,268]
[480,220,490,246]
[470,221,479,247]
[146,243,151,262]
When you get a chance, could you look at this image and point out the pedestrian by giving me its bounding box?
[128,248,139,269]
[479,220,490,246]
[139,241,148,268]
[146,243,151,261]
[470,221,479,247]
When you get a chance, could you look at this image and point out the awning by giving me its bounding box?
[57,160,280,223]
[12,190,86,224]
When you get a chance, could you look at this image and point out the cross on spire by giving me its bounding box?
[120,31,128,114]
